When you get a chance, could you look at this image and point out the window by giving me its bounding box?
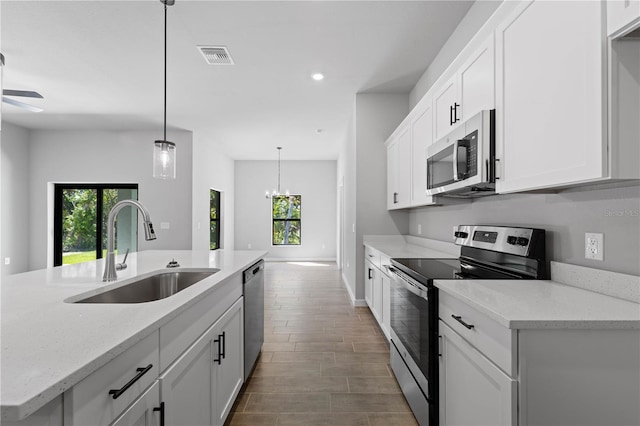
[210,189,221,250]
[53,184,138,266]
[272,195,301,245]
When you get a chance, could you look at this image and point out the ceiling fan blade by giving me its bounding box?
[2,96,44,112]
[3,89,44,99]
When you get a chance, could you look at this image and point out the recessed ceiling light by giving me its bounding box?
[311,73,324,81]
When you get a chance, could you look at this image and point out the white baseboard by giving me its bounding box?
[341,271,367,307]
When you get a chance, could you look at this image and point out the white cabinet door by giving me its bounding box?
[434,76,459,141]
[159,326,215,426]
[410,100,435,207]
[212,298,244,426]
[607,0,640,36]
[458,34,495,122]
[372,267,383,324]
[381,272,391,339]
[495,0,605,193]
[364,262,373,307]
[386,137,399,210]
[439,322,517,426]
[111,381,160,426]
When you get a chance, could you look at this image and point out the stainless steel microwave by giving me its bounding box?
[426,109,496,198]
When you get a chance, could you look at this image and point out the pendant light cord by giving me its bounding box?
[277,148,281,194]
[163,2,168,142]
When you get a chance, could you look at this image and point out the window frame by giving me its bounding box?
[210,189,221,250]
[53,183,138,266]
[271,194,302,246]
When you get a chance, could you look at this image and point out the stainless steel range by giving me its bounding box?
[388,225,547,426]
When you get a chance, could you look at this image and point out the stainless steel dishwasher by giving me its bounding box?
[242,260,264,380]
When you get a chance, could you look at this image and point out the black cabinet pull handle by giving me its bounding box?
[452,315,475,330]
[153,402,165,426]
[214,335,222,364]
[453,102,460,123]
[221,331,226,359]
[449,105,454,125]
[368,268,373,280]
[393,192,398,204]
[108,364,153,399]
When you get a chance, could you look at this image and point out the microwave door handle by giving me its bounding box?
[453,140,460,181]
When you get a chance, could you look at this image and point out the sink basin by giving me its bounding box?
[73,269,218,304]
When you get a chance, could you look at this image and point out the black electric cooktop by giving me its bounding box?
[391,257,524,285]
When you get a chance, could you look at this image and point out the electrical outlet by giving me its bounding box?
[585,233,604,261]
[248,243,252,249]
[418,224,422,235]
[4,257,10,265]
[160,222,170,230]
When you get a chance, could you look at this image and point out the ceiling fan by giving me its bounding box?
[1,53,44,113]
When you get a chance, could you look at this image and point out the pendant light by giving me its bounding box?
[265,147,290,199]
[153,0,176,179]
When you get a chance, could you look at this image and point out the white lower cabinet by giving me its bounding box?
[439,291,640,426]
[111,381,161,426]
[363,248,391,340]
[160,297,243,426]
[439,321,516,426]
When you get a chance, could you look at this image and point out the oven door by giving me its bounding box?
[388,266,437,399]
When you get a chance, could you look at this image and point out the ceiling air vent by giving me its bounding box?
[198,46,234,65]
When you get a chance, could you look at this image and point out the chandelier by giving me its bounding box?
[266,147,290,199]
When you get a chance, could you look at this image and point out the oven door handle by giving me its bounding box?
[389,267,428,299]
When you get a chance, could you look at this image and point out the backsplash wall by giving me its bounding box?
[409,184,640,276]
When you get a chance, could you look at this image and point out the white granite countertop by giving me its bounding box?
[363,234,460,259]
[364,235,639,330]
[435,279,640,330]
[0,249,267,421]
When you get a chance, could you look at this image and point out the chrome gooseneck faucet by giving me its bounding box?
[103,200,157,282]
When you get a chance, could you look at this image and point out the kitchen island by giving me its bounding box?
[1,249,266,424]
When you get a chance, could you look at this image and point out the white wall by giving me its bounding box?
[27,129,193,270]
[235,160,337,261]
[1,123,31,276]
[191,132,235,251]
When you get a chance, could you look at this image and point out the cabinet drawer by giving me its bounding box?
[439,292,516,376]
[160,273,242,371]
[364,246,381,269]
[64,331,159,426]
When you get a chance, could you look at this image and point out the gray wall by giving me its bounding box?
[338,93,410,302]
[234,160,337,260]
[1,123,31,276]
[410,184,640,276]
[26,129,193,270]
[191,132,235,251]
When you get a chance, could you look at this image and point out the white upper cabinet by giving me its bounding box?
[607,0,640,37]
[410,99,436,207]
[386,124,412,210]
[434,76,459,141]
[495,0,606,193]
[434,35,496,141]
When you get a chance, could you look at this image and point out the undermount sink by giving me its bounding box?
[73,269,219,304]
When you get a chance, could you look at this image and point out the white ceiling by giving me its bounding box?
[1,0,473,160]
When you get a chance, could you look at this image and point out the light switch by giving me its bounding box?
[4,257,10,265]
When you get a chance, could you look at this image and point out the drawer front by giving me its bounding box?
[364,246,381,269]
[439,292,516,376]
[160,272,242,371]
[64,331,159,426]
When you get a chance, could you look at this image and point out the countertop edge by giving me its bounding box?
[1,250,267,422]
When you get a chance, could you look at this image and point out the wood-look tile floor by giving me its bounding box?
[226,261,418,426]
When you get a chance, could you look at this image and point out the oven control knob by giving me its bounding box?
[507,236,517,245]
[516,237,529,246]
[454,231,469,239]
